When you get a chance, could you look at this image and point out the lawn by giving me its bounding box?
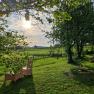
[0,48,94,94]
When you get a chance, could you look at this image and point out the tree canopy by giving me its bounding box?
[47,0,94,63]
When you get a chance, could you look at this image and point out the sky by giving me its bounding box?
[5,11,52,47]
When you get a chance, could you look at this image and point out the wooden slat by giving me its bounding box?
[5,57,32,81]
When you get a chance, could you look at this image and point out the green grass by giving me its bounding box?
[17,48,51,55]
[17,47,65,57]
[0,57,94,94]
[0,48,94,94]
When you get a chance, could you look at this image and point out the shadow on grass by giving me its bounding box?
[0,73,3,76]
[0,75,36,94]
[71,67,94,86]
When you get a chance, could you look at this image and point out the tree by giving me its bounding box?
[71,2,94,58]
[0,18,28,74]
[48,0,93,63]
[0,0,60,20]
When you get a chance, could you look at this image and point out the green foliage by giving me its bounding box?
[1,53,27,74]
[54,11,72,23]
[48,0,94,62]
[0,18,28,74]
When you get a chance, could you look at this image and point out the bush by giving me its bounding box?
[1,53,28,74]
[85,50,94,55]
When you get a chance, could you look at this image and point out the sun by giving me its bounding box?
[22,18,32,29]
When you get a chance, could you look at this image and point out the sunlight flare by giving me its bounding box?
[22,18,32,29]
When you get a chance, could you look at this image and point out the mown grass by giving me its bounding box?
[17,47,65,56]
[17,48,50,55]
[0,48,94,94]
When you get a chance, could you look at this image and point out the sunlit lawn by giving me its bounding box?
[0,48,94,94]
[0,57,94,94]
[22,48,51,55]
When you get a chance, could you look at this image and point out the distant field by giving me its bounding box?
[16,47,65,58]
[0,48,94,94]
[20,48,51,55]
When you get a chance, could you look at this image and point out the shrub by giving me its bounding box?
[1,53,28,74]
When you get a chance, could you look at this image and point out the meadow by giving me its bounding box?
[0,48,94,94]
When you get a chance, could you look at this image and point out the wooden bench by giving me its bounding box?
[5,58,32,82]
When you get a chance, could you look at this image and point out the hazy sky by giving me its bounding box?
[6,11,52,47]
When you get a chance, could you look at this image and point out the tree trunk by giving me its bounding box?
[67,46,74,64]
[77,43,81,58]
[76,41,83,59]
